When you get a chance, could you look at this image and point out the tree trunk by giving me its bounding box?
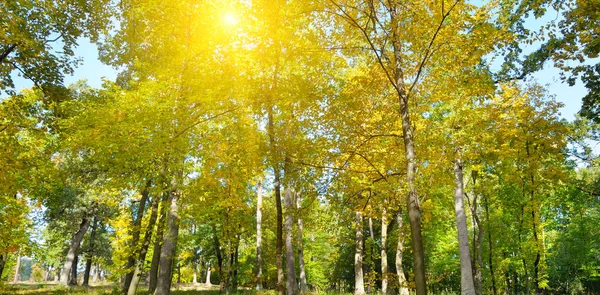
[233,238,239,291]
[149,193,168,294]
[0,253,7,281]
[212,225,224,292]
[389,5,426,294]
[396,211,409,295]
[154,188,181,295]
[226,240,233,295]
[193,261,198,284]
[60,217,91,286]
[470,171,484,295]
[296,193,308,293]
[55,266,61,282]
[69,255,78,285]
[532,207,541,295]
[484,194,497,295]
[355,212,365,295]
[268,105,285,295]
[128,193,160,295]
[381,209,388,295]
[13,254,20,283]
[454,158,476,295]
[205,263,211,285]
[367,217,375,294]
[83,216,99,287]
[124,180,152,292]
[256,178,264,291]
[284,185,298,295]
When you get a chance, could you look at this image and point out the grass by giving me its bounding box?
[0,282,279,295]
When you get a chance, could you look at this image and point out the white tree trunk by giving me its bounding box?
[396,211,409,295]
[205,263,211,285]
[355,212,365,295]
[454,158,476,295]
[297,193,308,293]
[381,209,388,295]
[256,178,263,291]
[13,254,20,283]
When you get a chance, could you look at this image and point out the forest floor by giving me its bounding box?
[0,282,264,295]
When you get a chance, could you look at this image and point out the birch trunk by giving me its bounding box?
[355,212,365,295]
[256,178,263,291]
[296,193,308,294]
[454,158,476,295]
[396,211,409,295]
[381,209,388,295]
[60,217,91,286]
[154,188,181,295]
[284,186,298,295]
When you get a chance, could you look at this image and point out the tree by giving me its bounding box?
[0,0,112,96]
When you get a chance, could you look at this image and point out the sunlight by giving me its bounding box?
[223,12,238,26]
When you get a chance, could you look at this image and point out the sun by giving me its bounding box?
[223,12,239,26]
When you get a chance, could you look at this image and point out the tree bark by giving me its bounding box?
[389,5,426,294]
[83,216,99,287]
[212,225,224,291]
[124,180,152,292]
[256,178,264,291]
[149,193,168,294]
[367,216,375,294]
[233,238,239,291]
[60,216,91,286]
[381,209,388,295]
[69,255,79,285]
[128,193,160,295]
[470,171,484,295]
[454,158,476,295]
[484,194,497,295]
[0,253,7,281]
[268,105,285,295]
[355,212,365,295]
[154,188,181,295]
[396,211,409,295]
[296,193,308,294]
[13,254,20,283]
[284,185,298,295]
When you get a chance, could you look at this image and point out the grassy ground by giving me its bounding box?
[0,282,271,295]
